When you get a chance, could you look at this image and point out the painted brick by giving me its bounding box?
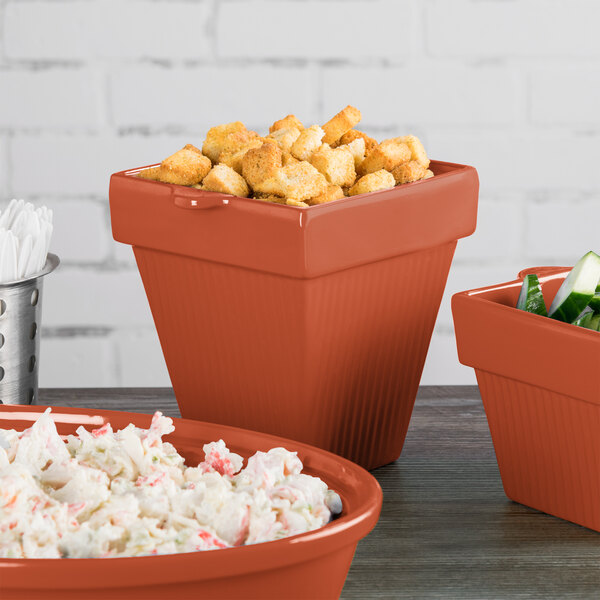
[421,329,475,386]
[217,0,413,60]
[115,329,171,387]
[426,0,600,58]
[110,65,316,129]
[43,268,153,327]
[4,1,212,60]
[436,262,528,330]
[322,66,520,128]
[39,335,115,387]
[525,200,600,262]
[0,69,103,130]
[531,68,600,125]
[427,131,600,192]
[48,200,111,264]
[456,198,523,262]
[113,240,138,267]
[0,137,7,198]
[3,0,599,389]
[10,134,194,196]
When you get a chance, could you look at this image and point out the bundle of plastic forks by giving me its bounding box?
[0,199,53,283]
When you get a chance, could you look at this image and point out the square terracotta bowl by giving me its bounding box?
[453,266,599,531]
[110,160,478,469]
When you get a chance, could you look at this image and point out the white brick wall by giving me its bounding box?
[0,136,7,198]
[50,200,111,264]
[4,1,212,61]
[530,68,600,126]
[43,268,153,328]
[216,1,414,60]
[322,65,521,128]
[10,134,195,195]
[0,69,104,129]
[425,0,600,58]
[115,329,170,388]
[39,336,116,388]
[110,66,317,129]
[1,0,599,388]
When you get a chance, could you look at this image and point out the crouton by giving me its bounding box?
[285,199,309,207]
[219,141,264,174]
[219,130,261,155]
[348,169,395,196]
[307,184,345,206]
[290,125,325,161]
[139,144,211,186]
[137,166,162,181]
[340,137,366,169]
[202,122,246,163]
[322,105,362,145]
[395,135,430,168]
[269,114,304,133]
[254,161,327,201]
[255,194,287,204]
[282,152,300,165]
[267,127,302,153]
[391,160,428,184]
[242,141,283,189]
[218,131,264,174]
[202,164,250,197]
[310,144,356,187]
[357,139,411,177]
[337,129,378,154]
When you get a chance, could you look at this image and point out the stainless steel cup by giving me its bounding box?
[0,253,59,405]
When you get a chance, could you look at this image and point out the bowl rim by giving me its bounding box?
[117,159,473,209]
[452,265,600,406]
[0,404,382,590]
[455,265,600,340]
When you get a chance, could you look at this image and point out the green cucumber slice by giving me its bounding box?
[573,309,594,328]
[516,274,547,316]
[588,314,600,331]
[548,251,600,322]
[589,284,600,313]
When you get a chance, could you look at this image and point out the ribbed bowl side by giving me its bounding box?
[134,242,456,469]
[303,243,457,467]
[476,370,600,531]
[134,248,310,431]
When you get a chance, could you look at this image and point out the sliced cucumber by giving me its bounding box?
[548,251,600,322]
[589,284,600,313]
[516,274,547,316]
[588,314,600,331]
[573,308,594,328]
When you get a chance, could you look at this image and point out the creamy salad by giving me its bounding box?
[0,410,342,558]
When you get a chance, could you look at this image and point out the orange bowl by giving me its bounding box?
[453,267,600,531]
[0,405,382,600]
[109,160,479,468]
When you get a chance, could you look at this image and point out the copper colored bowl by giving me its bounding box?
[453,267,600,531]
[110,161,479,468]
[0,405,382,600]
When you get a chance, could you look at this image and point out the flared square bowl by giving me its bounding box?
[110,161,478,469]
[452,267,600,531]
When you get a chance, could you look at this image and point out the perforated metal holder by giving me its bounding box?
[0,253,59,405]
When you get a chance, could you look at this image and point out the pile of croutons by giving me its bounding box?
[138,106,433,207]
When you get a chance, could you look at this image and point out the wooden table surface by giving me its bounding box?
[36,386,600,599]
